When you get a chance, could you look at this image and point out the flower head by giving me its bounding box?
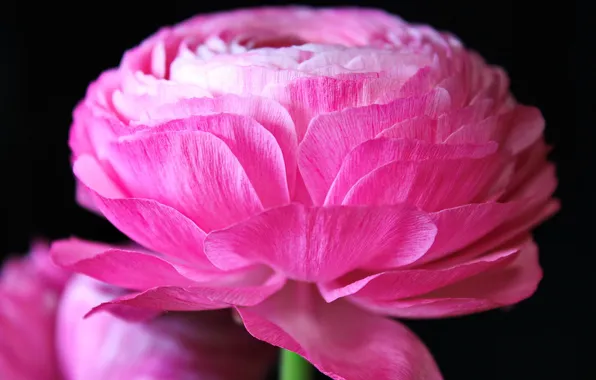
[54,6,558,379]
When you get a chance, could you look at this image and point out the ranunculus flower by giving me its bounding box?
[53,6,558,379]
[0,243,275,380]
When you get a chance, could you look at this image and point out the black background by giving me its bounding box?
[1,1,588,379]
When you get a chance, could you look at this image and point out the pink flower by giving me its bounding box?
[0,244,275,380]
[54,6,558,379]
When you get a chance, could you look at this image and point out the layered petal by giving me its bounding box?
[51,239,213,290]
[298,89,451,203]
[238,283,443,380]
[133,94,298,194]
[320,243,520,302]
[324,138,497,205]
[89,269,286,315]
[352,239,542,318]
[204,203,437,281]
[106,130,264,231]
[342,154,506,211]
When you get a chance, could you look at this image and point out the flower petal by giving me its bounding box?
[325,138,497,205]
[267,75,415,140]
[89,271,286,315]
[51,239,207,290]
[342,154,505,211]
[298,89,451,204]
[107,130,263,231]
[320,244,519,302]
[238,283,443,380]
[137,94,298,195]
[74,155,211,266]
[422,202,519,263]
[140,113,290,207]
[204,204,437,281]
[352,239,542,318]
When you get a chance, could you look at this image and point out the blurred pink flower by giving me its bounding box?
[54,6,558,379]
[1,243,275,380]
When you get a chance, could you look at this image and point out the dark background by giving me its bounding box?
[1,1,588,379]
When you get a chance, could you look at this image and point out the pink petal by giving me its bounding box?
[89,271,286,315]
[74,179,102,215]
[504,163,557,204]
[443,115,502,146]
[204,204,437,281]
[504,139,550,195]
[0,245,66,380]
[137,95,298,195]
[325,138,497,205]
[450,200,559,265]
[238,283,443,380]
[342,154,506,211]
[353,239,542,318]
[376,116,439,142]
[423,202,519,263]
[74,155,212,266]
[140,113,290,208]
[51,239,203,290]
[434,100,494,140]
[268,75,426,141]
[170,58,306,95]
[57,275,276,380]
[320,244,519,302]
[107,130,263,231]
[298,89,451,204]
[504,106,545,154]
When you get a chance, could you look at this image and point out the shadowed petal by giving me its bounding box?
[238,283,443,380]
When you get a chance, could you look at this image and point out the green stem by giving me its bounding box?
[279,349,312,380]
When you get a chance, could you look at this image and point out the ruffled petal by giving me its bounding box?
[298,89,451,204]
[135,95,298,195]
[51,239,214,290]
[342,154,505,211]
[268,75,419,141]
[325,138,497,205]
[89,271,286,315]
[139,113,290,207]
[106,130,264,231]
[320,244,520,302]
[73,155,211,266]
[352,239,542,318]
[204,203,436,281]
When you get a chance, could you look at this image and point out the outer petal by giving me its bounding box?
[422,202,519,263]
[50,239,216,290]
[320,244,520,302]
[325,138,497,205]
[89,270,286,315]
[238,283,443,380]
[106,130,263,231]
[134,94,298,194]
[204,203,437,281]
[57,275,276,380]
[298,89,451,204]
[342,154,505,211]
[136,113,290,207]
[352,239,542,318]
[73,155,211,266]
